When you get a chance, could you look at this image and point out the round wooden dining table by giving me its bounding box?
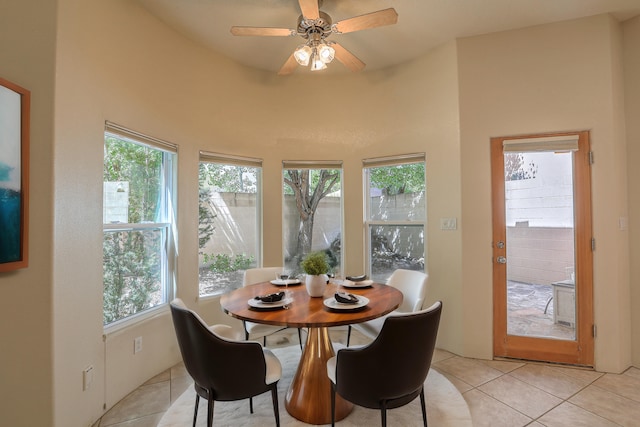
[219,280,402,425]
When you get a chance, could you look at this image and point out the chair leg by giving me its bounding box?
[298,328,303,350]
[271,384,280,427]
[207,396,214,427]
[249,396,254,414]
[330,383,336,427]
[263,336,267,346]
[380,400,387,427]
[193,394,199,427]
[420,387,427,426]
[346,325,352,347]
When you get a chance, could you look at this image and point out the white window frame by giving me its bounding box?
[363,153,427,279]
[198,151,263,297]
[103,122,178,331]
[282,160,344,274]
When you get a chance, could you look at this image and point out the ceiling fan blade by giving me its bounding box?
[230,26,294,37]
[332,43,365,72]
[298,0,320,20]
[333,8,398,34]
[278,53,299,76]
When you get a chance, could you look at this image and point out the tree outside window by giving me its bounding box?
[282,167,342,276]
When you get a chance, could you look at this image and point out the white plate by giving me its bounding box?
[269,279,301,286]
[324,295,369,310]
[341,279,374,289]
[248,297,293,309]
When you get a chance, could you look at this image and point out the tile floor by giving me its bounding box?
[95,329,640,427]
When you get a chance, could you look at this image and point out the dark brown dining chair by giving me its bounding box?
[327,301,442,427]
[170,299,282,427]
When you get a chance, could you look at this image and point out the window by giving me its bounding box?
[363,154,426,283]
[103,123,177,326]
[198,152,261,296]
[282,161,342,276]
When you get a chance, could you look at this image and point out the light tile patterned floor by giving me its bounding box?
[95,329,640,427]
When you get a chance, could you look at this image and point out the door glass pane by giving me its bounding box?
[505,151,576,340]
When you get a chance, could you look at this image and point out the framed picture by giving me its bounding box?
[0,77,30,272]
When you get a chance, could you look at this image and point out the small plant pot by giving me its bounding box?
[305,274,328,297]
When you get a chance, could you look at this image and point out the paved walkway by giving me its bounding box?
[507,281,575,340]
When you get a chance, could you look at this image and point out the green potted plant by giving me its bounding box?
[300,251,330,297]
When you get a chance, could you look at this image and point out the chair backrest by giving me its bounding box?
[243,267,283,286]
[335,301,442,409]
[169,299,268,400]
[387,269,429,313]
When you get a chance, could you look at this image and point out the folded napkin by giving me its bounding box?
[345,274,367,282]
[254,291,285,303]
[334,292,359,304]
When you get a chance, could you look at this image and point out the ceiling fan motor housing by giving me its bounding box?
[297,11,333,39]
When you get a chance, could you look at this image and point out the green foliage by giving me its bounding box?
[103,230,161,325]
[300,251,330,275]
[369,163,425,195]
[202,253,254,273]
[199,162,257,193]
[104,136,163,222]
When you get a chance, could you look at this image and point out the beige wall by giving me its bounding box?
[1,1,638,425]
[457,14,632,370]
[0,1,57,426]
[623,15,640,367]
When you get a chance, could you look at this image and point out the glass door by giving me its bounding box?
[491,131,594,366]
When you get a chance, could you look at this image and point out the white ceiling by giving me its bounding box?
[136,0,640,74]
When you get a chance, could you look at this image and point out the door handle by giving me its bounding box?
[497,256,507,264]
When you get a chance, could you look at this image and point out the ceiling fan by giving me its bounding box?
[230,0,398,75]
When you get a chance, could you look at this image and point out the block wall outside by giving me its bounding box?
[506,225,575,285]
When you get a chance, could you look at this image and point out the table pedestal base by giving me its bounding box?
[285,327,353,424]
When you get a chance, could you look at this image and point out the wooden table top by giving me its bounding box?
[220,281,403,328]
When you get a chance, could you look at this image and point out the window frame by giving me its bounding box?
[103,122,178,331]
[363,153,427,281]
[197,151,263,298]
[281,160,344,275]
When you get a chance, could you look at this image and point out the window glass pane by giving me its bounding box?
[368,163,426,221]
[369,224,425,283]
[103,131,175,326]
[365,161,426,283]
[198,162,260,296]
[104,136,164,224]
[283,168,342,276]
[103,229,164,324]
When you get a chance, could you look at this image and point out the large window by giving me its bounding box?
[198,152,261,296]
[364,154,426,283]
[103,123,177,326]
[282,161,342,276]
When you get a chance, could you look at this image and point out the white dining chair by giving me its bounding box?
[346,269,429,346]
[243,267,303,349]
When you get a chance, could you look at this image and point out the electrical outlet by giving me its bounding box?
[134,336,143,354]
[83,365,94,391]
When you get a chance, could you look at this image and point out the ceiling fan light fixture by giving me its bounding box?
[310,49,327,71]
[317,42,335,63]
[294,44,312,66]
